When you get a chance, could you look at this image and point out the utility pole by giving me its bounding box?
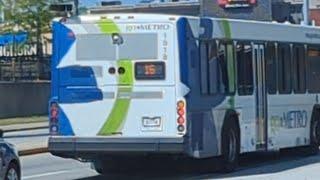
[303,0,309,25]
[74,0,79,16]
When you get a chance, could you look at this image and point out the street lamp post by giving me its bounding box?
[12,26,19,82]
[303,0,309,25]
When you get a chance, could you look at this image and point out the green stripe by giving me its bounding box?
[222,19,232,39]
[227,44,235,94]
[96,19,135,135]
[98,19,120,34]
[98,60,134,135]
[222,20,236,109]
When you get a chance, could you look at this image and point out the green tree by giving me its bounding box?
[0,0,53,55]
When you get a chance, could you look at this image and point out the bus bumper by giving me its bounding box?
[48,137,185,158]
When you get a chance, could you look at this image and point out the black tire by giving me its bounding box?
[5,162,20,180]
[220,118,240,173]
[93,157,141,175]
[308,110,320,155]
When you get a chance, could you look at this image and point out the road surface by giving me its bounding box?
[21,151,320,180]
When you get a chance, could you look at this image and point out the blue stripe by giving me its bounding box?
[58,106,75,136]
[59,88,103,103]
[200,18,213,39]
[59,66,99,87]
[51,22,76,98]
[177,18,189,86]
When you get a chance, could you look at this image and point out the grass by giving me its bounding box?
[0,116,47,126]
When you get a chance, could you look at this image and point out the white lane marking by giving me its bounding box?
[22,170,69,180]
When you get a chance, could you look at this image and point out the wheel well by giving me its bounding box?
[9,159,21,178]
[221,110,240,143]
[311,105,320,124]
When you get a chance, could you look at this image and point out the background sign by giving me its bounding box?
[218,0,257,8]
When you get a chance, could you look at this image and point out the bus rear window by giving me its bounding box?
[76,33,158,61]
[77,34,116,61]
[119,33,158,60]
[135,62,165,80]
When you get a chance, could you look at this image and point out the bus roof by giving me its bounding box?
[206,17,320,45]
[56,13,320,45]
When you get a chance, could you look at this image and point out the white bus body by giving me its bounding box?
[49,14,320,171]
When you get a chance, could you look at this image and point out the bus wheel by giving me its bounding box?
[309,112,320,155]
[221,119,240,172]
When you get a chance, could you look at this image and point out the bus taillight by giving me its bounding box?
[50,102,59,135]
[177,100,186,133]
[178,117,185,124]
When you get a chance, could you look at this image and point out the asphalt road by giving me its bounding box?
[20,151,320,180]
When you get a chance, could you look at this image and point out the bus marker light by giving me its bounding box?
[177,101,185,109]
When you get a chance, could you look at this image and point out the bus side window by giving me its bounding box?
[266,43,277,94]
[278,44,292,94]
[207,41,220,94]
[236,42,253,96]
[218,42,235,95]
[307,46,320,93]
[200,41,209,95]
[200,40,229,95]
[292,45,306,94]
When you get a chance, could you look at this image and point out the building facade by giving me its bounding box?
[200,0,272,21]
[276,0,320,25]
[310,0,320,25]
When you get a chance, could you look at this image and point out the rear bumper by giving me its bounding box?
[49,136,185,158]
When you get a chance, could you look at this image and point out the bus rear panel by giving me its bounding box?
[49,15,187,159]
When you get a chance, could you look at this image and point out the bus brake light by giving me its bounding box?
[177,100,186,133]
[178,117,185,125]
[178,109,185,116]
[50,103,59,119]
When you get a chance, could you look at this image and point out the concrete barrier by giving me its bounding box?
[0,82,50,118]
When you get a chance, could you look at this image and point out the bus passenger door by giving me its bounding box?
[253,44,268,151]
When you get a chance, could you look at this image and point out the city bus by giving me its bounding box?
[48,14,320,172]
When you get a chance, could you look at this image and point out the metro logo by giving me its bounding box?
[126,24,170,32]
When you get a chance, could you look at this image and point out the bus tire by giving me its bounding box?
[308,110,320,155]
[221,118,240,172]
[92,159,119,174]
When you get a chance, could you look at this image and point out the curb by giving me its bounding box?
[19,147,48,156]
[3,126,49,133]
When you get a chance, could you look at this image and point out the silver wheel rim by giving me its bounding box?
[7,168,18,180]
[228,130,237,162]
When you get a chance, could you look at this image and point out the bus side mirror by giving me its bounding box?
[0,129,3,138]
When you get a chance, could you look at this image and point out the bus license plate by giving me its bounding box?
[142,117,162,131]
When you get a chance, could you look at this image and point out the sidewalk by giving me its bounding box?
[18,141,48,156]
[0,118,49,156]
[0,122,48,132]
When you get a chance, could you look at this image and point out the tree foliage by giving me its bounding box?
[0,0,53,42]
